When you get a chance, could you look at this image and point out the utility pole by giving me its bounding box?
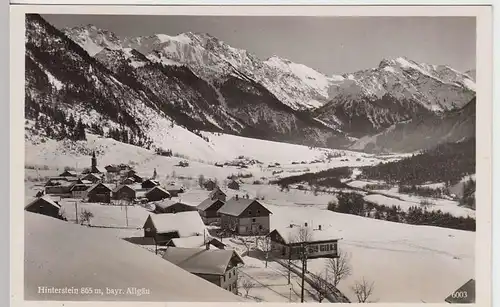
[124,201,129,227]
[75,201,79,224]
[300,243,308,303]
[288,246,292,285]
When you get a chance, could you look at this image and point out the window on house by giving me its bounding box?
[257,210,261,214]
[228,285,231,292]
[223,275,225,282]
[229,271,232,279]
[259,225,263,230]
[320,245,326,252]
[252,218,256,223]
[248,210,252,215]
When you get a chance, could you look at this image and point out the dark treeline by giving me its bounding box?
[360,139,475,186]
[328,191,475,231]
[272,167,352,189]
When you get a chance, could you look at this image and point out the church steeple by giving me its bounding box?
[91,151,98,173]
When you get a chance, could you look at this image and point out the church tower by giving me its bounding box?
[91,151,98,173]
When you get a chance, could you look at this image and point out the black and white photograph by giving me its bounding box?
[12,5,493,305]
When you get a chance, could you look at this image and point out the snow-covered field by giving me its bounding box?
[263,204,474,303]
[347,180,475,218]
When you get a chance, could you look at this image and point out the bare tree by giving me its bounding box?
[326,249,352,287]
[241,278,254,297]
[261,236,273,268]
[310,270,330,302]
[351,277,375,303]
[198,174,206,188]
[80,209,94,226]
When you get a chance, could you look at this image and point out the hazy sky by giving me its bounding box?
[41,14,476,75]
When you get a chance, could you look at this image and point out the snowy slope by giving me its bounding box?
[24,212,243,301]
[264,204,474,303]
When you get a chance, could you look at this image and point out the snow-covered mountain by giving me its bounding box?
[26,15,350,153]
[349,97,476,153]
[28,16,476,154]
[313,57,476,137]
[99,31,345,111]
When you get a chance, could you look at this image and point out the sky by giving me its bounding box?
[41,15,476,75]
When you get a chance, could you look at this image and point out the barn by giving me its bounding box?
[197,198,225,225]
[112,184,137,201]
[227,180,240,190]
[145,186,171,202]
[70,184,90,199]
[143,211,207,244]
[154,200,197,214]
[24,195,63,219]
[87,183,113,203]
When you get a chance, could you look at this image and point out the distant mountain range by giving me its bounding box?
[25,14,476,153]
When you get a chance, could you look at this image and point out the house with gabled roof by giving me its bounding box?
[162,247,244,294]
[70,184,91,199]
[25,195,63,219]
[44,177,78,195]
[268,223,340,260]
[166,185,185,197]
[227,180,240,190]
[217,196,271,236]
[81,172,102,184]
[142,179,160,189]
[204,180,217,191]
[112,184,138,201]
[154,199,197,214]
[87,183,113,203]
[197,198,225,225]
[209,187,227,202]
[58,170,78,177]
[145,186,171,202]
[143,211,207,244]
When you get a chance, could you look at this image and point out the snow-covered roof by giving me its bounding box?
[155,199,193,209]
[197,198,223,211]
[82,173,101,180]
[25,195,61,210]
[146,186,170,196]
[162,247,243,275]
[24,212,242,302]
[169,236,210,248]
[217,198,271,217]
[270,225,342,245]
[148,211,206,236]
[70,184,91,192]
[208,187,227,197]
[87,183,113,193]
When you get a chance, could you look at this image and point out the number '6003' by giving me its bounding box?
[451,291,468,299]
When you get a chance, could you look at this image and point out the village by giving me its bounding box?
[25,151,351,303]
[23,140,475,303]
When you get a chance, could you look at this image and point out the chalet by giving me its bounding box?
[162,247,244,294]
[227,180,240,191]
[143,211,207,244]
[25,195,63,219]
[154,200,197,214]
[70,184,90,199]
[142,179,160,189]
[81,173,102,184]
[267,224,340,260]
[217,197,272,236]
[87,183,113,203]
[122,177,136,185]
[166,236,226,249]
[445,279,475,304]
[112,184,137,201]
[197,198,225,225]
[166,185,185,197]
[44,177,78,195]
[58,170,77,177]
[145,186,171,202]
[209,187,227,201]
[204,180,217,191]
